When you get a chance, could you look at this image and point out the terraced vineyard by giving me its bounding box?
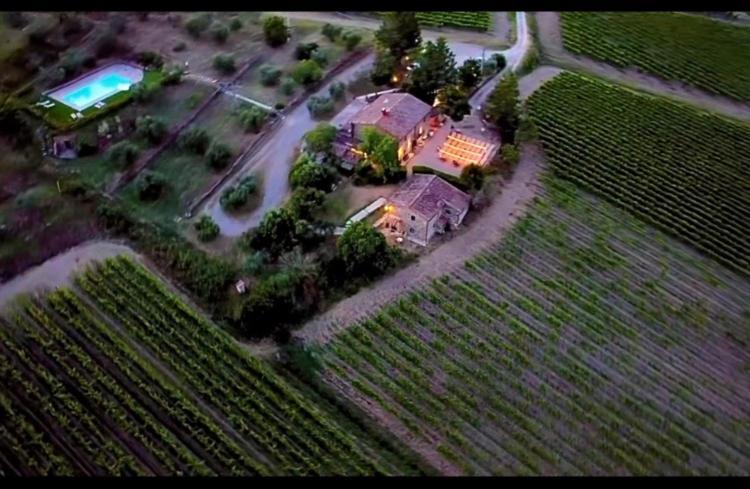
[527,72,750,276]
[0,256,416,476]
[560,12,750,101]
[313,178,750,475]
[375,12,492,31]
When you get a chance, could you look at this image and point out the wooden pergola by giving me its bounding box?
[438,131,498,167]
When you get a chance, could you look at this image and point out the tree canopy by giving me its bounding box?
[263,16,289,47]
[485,73,520,144]
[436,84,471,122]
[304,123,337,153]
[406,37,457,103]
[337,221,395,278]
[360,127,400,174]
[374,11,421,60]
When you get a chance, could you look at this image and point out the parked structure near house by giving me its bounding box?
[51,134,78,160]
[379,174,471,246]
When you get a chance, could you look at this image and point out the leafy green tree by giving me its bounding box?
[213,53,236,74]
[375,11,421,60]
[289,154,337,191]
[406,37,457,103]
[322,23,342,41]
[236,106,267,133]
[288,187,325,220]
[306,95,335,118]
[304,123,337,153]
[249,207,298,257]
[360,127,402,182]
[460,164,486,190]
[230,18,242,31]
[337,221,394,277]
[135,115,167,145]
[107,141,140,168]
[263,16,289,47]
[342,31,362,51]
[242,250,267,276]
[291,59,323,86]
[178,127,211,154]
[491,53,507,72]
[206,140,232,169]
[328,81,346,101]
[211,23,229,44]
[220,175,257,211]
[436,84,471,121]
[459,58,482,90]
[485,73,520,143]
[186,13,212,38]
[195,215,220,242]
[259,64,282,86]
[370,49,397,86]
[280,77,296,96]
[136,171,166,201]
[295,42,319,60]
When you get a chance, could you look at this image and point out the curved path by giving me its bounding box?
[534,12,750,123]
[202,12,532,238]
[0,241,137,309]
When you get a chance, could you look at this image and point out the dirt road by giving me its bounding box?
[534,12,750,123]
[470,12,531,109]
[0,241,137,309]
[294,141,545,346]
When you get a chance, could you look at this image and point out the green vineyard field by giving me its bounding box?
[316,177,750,475]
[560,12,750,101]
[527,72,750,276]
[0,256,416,476]
[375,12,492,31]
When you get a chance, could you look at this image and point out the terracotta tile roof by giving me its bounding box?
[390,174,471,220]
[350,92,432,141]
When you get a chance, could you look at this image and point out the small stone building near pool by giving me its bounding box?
[380,174,471,246]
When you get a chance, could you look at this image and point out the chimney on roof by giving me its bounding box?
[381,107,389,116]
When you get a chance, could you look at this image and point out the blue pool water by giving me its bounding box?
[60,73,136,111]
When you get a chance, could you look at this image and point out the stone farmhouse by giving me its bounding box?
[333,92,437,169]
[380,174,472,246]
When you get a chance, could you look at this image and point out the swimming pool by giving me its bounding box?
[47,63,144,112]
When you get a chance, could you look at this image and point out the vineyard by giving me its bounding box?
[375,12,492,31]
[313,177,750,475]
[0,256,416,476]
[527,71,750,276]
[560,12,750,101]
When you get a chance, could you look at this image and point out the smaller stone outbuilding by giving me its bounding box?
[380,174,471,246]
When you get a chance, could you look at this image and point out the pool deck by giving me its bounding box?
[45,61,144,112]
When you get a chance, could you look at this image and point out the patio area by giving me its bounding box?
[406,112,500,177]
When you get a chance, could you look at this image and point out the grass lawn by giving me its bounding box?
[315,180,396,225]
[120,148,213,227]
[60,80,213,191]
